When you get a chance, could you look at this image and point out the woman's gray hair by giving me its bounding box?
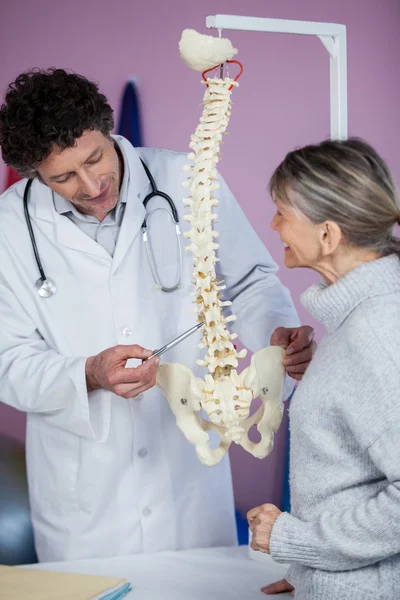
[269,138,400,256]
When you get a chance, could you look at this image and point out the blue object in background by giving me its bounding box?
[235,510,249,545]
[117,79,143,147]
[281,416,291,513]
[281,390,295,513]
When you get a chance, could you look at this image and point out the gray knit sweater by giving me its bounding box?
[270,254,400,600]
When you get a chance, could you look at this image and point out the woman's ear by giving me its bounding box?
[319,221,342,256]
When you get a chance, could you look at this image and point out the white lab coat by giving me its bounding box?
[0,137,299,562]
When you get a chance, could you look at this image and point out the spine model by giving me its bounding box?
[183,77,247,376]
[155,29,286,466]
[182,76,251,442]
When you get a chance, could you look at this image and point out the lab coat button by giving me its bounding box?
[138,447,148,458]
[122,327,133,337]
[142,507,152,517]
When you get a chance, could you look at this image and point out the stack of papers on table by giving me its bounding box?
[0,565,131,600]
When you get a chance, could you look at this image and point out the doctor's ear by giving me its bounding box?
[319,221,342,256]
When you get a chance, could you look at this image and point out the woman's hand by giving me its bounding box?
[261,578,295,596]
[248,505,294,595]
[247,503,282,554]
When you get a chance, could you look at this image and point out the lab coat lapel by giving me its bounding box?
[56,217,111,260]
[31,179,111,261]
[111,137,149,275]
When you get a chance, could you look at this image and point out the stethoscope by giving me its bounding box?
[139,159,182,293]
[23,159,183,298]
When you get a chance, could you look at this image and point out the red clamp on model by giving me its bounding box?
[202,60,244,90]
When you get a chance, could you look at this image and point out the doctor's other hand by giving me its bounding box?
[85,345,160,398]
[270,325,316,381]
[247,503,282,554]
[260,579,295,596]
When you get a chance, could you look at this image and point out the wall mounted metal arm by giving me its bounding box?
[206,14,348,140]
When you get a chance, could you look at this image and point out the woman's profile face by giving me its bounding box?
[270,189,323,270]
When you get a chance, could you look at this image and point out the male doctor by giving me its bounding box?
[0,69,314,562]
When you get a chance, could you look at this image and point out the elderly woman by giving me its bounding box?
[248,138,400,600]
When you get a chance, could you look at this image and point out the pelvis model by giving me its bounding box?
[156,29,286,466]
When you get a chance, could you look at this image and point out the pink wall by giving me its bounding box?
[1,0,399,513]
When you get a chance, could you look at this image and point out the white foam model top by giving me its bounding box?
[179,29,238,72]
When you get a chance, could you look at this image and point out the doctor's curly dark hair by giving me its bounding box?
[0,68,114,178]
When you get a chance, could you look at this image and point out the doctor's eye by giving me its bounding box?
[57,174,72,184]
[87,153,103,165]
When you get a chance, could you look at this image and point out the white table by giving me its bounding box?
[28,546,292,599]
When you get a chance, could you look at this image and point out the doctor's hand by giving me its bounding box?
[85,345,160,398]
[270,326,316,381]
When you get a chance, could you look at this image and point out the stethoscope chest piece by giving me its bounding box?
[35,278,57,298]
[24,178,57,298]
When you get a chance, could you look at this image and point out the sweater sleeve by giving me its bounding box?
[270,422,400,571]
